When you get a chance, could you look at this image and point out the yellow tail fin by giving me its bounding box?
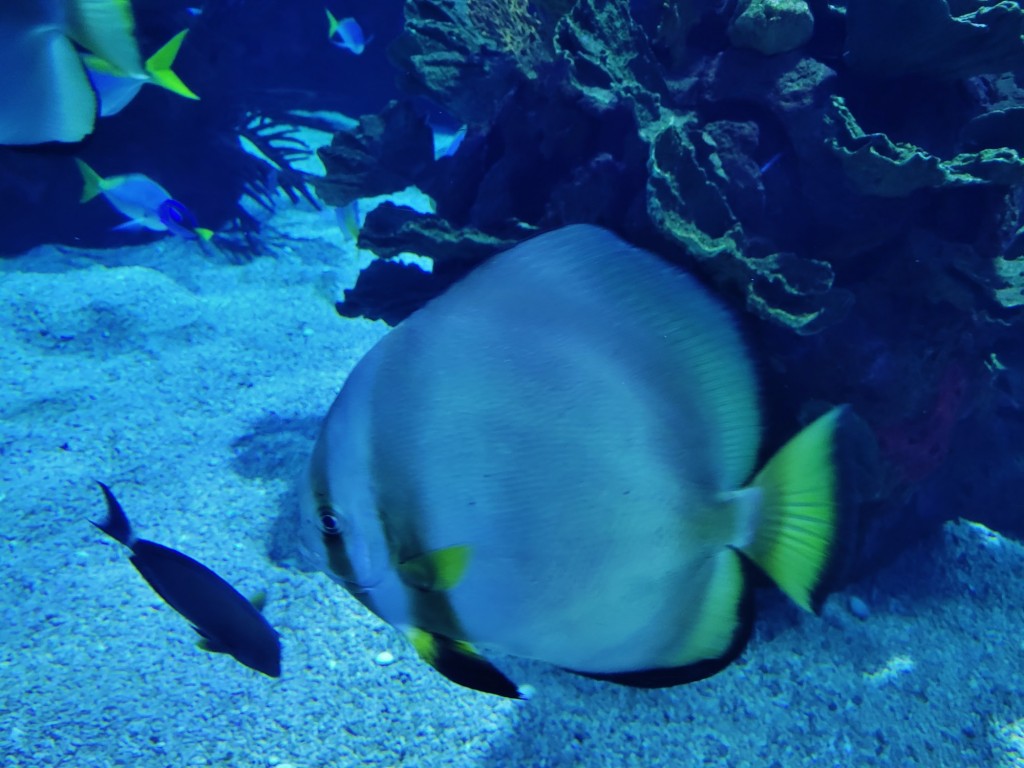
[75,159,106,203]
[326,8,340,38]
[740,406,848,612]
[145,31,199,100]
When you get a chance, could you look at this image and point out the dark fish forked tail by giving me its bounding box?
[92,481,135,547]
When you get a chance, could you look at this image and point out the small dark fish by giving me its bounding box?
[92,482,281,677]
[758,151,784,176]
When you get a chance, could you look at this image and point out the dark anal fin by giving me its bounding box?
[406,627,523,699]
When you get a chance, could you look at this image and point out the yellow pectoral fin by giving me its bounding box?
[397,544,471,591]
[81,53,122,75]
[249,590,267,612]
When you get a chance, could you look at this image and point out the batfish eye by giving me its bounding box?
[318,508,342,536]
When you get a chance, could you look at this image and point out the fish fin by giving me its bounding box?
[672,547,752,667]
[337,200,360,241]
[740,406,850,612]
[0,28,96,145]
[194,627,227,654]
[325,8,339,38]
[144,31,199,100]
[194,227,215,242]
[91,481,135,547]
[112,220,146,231]
[66,0,143,76]
[397,545,471,591]
[405,627,524,699]
[249,591,267,612]
[574,551,755,687]
[75,159,106,202]
[81,53,122,76]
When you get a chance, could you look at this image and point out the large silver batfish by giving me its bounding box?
[300,224,850,698]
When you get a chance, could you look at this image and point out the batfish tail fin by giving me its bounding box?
[740,406,851,613]
[92,481,135,547]
[144,30,199,100]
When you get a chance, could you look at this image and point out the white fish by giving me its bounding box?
[300,225,852,697]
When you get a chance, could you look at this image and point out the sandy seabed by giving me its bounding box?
[2,202,1023,768]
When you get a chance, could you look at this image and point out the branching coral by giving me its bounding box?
[466,0,545,65]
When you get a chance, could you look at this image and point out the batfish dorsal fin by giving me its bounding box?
[405,627,523,699]
[397,545,471,591]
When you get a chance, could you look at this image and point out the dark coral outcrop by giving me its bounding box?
[315,0,1024,570]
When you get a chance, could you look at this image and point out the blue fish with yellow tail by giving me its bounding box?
[84,29,199,117]
[76,159,213,240]
[326,9,370,54]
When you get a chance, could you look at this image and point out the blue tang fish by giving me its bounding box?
[300,225,854,697]
[93,483,281,677]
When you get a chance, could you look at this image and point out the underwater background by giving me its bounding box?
[3,0,1024,765]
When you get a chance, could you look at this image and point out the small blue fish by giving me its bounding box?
[433,124,467,160]
[159,199,214,241]
[326,9,370,55]
[76,159,212,239]
[92,482,281,677]
[759,151,784,176]
[336,199,361,242]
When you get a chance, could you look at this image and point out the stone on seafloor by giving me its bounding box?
[728,0,814,56]
[848,595,871,621]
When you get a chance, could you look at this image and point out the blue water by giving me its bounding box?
[2,1,1023,766]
